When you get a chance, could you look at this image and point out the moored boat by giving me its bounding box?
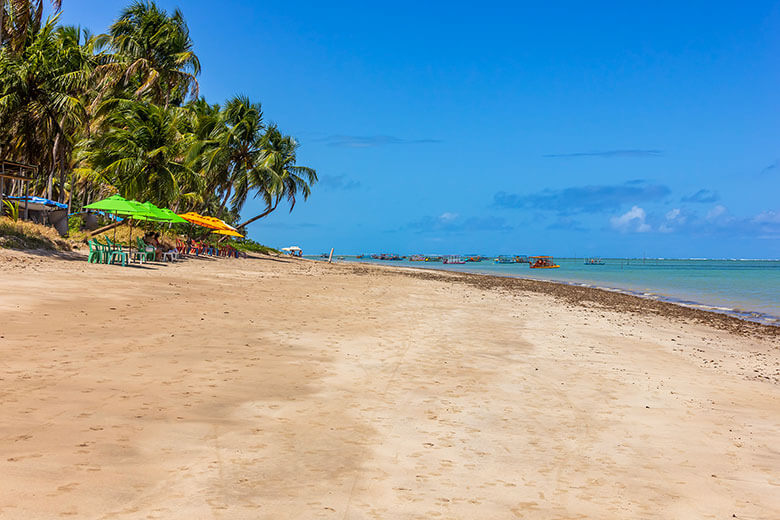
[529,256,560,269]
[443,255,466,264]
[409,254,425,261]
[495,255,515,264]
[584,257,605,265]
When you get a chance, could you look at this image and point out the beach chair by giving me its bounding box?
[87,239,102,263]
[136,237,155,261]
[97,239,128,266]
[94,239,112,264]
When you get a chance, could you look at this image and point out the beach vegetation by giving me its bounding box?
[0,216,71,250]
[3,199,19,220]
[0,0,317,235]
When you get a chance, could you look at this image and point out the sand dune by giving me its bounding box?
[1,250,778,519]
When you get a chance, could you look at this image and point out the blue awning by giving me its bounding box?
[6,196,68,209]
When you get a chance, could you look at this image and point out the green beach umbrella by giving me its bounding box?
[84,194,147,216]
[158,208,188,223]
[134,202,175,222]
[85,194,151,243]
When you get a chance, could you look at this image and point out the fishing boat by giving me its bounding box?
[584,257,605,265]
[529,256,560,269]
[495,255,516,264]
[425,256,442,262]
[409,254,425,261]
[514,255,530,263]
[378,253,402,261]
[443,255,466,264]
[465,255,484,262]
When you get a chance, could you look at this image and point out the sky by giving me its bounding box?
[58,1,780,258]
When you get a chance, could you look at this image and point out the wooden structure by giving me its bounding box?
[0,160,37,220]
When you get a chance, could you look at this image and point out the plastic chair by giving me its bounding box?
[87,239,102,263]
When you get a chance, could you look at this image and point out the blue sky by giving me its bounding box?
[60,1,780,257]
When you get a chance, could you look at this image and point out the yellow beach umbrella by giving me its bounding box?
[178,212,230,230]
[212,229,244,238]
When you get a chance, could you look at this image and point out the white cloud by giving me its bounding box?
[665,208,680,220]
[753,210,780,224]
[706,205,727,220]
[438,212,459,222]
[610,205,651,233]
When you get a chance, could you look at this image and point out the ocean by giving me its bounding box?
[322,256,780,326]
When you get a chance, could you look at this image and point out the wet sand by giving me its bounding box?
[1,250,779,519]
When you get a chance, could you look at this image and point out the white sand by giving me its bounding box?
[1,250,778,519]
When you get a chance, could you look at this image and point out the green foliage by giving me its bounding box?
[3,199,20,221]
[232,238,279,255]
[68,214,84,232]
[1,1,318,232]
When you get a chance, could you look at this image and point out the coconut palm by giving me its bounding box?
[0,17,88,200]
[1,0,62,53]
[80,100,200,206]
[234,124,317,229]
[193,95,267,216]
[102,1,199,107]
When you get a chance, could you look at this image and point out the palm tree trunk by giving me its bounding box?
[217,185,232,214]
[47,131,61,200]
[235,199,279,229]
[90,219,124,236]
[58,142,66,203]
[0,1,5,47]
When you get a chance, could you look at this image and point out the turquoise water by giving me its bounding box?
[321,257,780,325]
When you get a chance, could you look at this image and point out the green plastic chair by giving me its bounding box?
[97,238,128,266]
[87,239,101,263]
[136,237,155,261]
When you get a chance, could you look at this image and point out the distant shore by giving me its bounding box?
[1,248,779,517]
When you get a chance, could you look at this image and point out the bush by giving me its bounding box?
[0,217,72,251]
[68,215,84,233]
[233,239,279,255]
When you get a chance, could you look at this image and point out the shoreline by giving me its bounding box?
[330,259,780,336]
[331,258,780,331]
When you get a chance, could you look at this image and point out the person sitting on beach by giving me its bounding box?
[140,232,158,259]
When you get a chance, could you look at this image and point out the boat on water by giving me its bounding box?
[529,256,560,269]
[377,253,402,261]
[443,255,466,264]
[584,257,605,265]
[465,255,484,262]
[495,255,516,264]
[425,256,442,262]
[409,254,426,261]
[514,255,530,263]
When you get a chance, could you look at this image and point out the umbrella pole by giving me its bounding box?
[113,213,117,242]
[129,219,133,261]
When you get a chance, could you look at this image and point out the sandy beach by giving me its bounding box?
[1,250,779,519]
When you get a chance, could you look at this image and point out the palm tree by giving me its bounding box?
[80,100,200,206]
[103,1,199,107]
[0,17,88,200]
[234,124,317,229]
[194,95,266,216]
[1,0,62,53]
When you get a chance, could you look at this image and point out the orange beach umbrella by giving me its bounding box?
[178,212,236,231]
[212,229,244,238]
